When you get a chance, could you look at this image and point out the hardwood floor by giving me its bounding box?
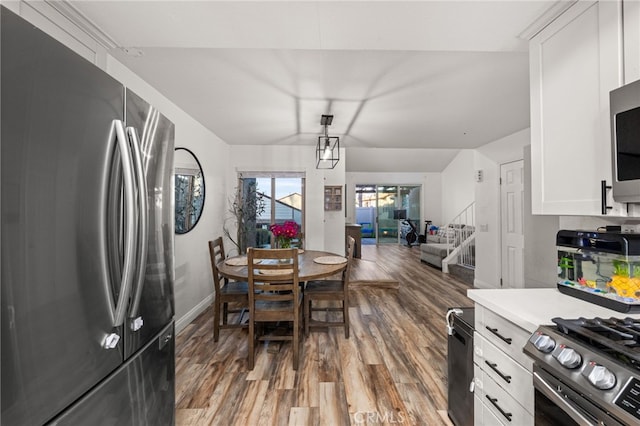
[175,244,474,425]
[349,248,399,289]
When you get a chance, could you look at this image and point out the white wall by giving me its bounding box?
[524,145,559,288]
[441,150,475,223]
[346,147,460,174]
[472,129,561,290]
[230,145,346,256]
[346,172,442,229]
[473,151,501,288]
[473,129,530,289]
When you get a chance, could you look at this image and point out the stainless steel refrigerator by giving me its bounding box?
[1,7,176,425]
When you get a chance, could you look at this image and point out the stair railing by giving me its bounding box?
[440,202,476,273]
[456,233,476,268]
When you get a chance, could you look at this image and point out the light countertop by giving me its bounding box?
[467,288,640,333]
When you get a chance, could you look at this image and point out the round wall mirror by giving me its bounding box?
[174,148,205,234]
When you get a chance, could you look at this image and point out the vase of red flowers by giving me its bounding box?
[269,221,299,249]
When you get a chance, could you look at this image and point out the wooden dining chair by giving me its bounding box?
[247,247,302,370]
[303,236,355,338]
[208,237,249,342]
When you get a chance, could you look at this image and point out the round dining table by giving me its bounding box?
[217,249,347,282]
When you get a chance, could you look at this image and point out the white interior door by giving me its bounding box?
[501,160,524,288]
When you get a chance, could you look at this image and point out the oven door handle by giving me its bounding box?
[533,372,596,426]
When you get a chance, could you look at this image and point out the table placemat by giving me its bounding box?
[225,257,262,266]
[313,256,347,265]
[257,268,293,276]
[225,256,247,266]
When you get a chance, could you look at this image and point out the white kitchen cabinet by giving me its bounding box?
[530,1,626,216]
[468,288,640,425]
[474,333,534,411]
[476,307,533,370]
[474,394,504,426]
[473,365,534,426]
[473,304,533,426]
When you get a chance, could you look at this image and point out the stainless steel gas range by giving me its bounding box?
[524,317,640,425]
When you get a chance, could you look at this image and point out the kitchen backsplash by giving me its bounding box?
[559,212,640,232]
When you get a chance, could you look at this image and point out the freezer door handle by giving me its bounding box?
[111,120,137,327]
[126,126,149,321]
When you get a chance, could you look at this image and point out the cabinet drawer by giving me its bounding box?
[474,332,534,415]
[474,395,507,426]
[476,305,533,370]
[474,364,534,426]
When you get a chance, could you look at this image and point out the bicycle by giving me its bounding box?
[402,218,418,247]
[402,219,431,247]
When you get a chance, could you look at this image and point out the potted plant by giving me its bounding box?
[269,221,299,248]
[223,180,265,255]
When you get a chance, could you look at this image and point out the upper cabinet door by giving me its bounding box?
[529,1,625,216]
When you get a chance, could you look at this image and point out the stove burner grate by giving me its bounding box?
[552,317,640,369]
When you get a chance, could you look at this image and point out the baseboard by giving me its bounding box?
[175,294,213,334]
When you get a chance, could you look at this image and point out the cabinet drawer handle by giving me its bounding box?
[485,326,512,344]
[485,395,513,422]
[485,360,512,383]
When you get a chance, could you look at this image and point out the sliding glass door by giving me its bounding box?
[355,184,421,245]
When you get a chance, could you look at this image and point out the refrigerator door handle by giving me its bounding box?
[126,126,149,323]
[112,120,137,328]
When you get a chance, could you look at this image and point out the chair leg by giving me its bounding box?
[222,302,228,325]
[248,318,255,370]
[213,297,221,342]
[304,298,310,336]
[343,300,349,338]
[293,312,300,370]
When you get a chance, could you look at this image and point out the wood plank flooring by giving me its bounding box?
[350,251,399,289]
[175,244,474,425]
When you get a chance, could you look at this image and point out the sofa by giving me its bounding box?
[420,225,474,268]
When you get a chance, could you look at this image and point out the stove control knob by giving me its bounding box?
[582,362,616,390]
[529,332,556,353]
[552,345,582,369]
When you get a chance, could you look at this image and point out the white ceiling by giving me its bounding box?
[67,1,560,171]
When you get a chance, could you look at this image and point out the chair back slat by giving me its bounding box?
[255,293,295,302]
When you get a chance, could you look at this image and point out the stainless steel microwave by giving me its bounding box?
[611,78,640,203]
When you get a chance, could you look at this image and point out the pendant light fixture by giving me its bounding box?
[316,114,339,169]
